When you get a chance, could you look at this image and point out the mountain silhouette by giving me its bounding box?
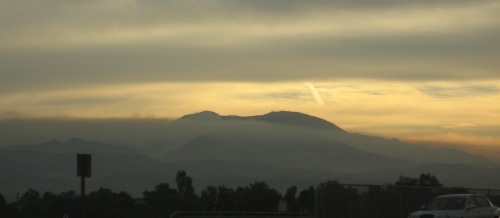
[174,111,492,166]
[163,127,410,172]
[1,110,499,201]
[249,111,345,131]
[178,111,345,131]
[178,111,222,122]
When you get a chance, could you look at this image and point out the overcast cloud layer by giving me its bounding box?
[1,0,500,156]
[1,0,500,92]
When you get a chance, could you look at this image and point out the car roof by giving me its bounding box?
[434,194,482,199]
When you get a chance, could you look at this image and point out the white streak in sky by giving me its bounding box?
[306,82,325,106]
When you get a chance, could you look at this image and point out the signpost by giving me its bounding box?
[77,154,91,196]
[77,154,91,218]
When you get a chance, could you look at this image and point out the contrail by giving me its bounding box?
[306,82,325,106]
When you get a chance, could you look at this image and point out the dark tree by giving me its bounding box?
[143,183,179,217]
[86,187,136,218]
[0,194,17,218]
[419,173,443,187]
[316,180,359,218]
[175,171,199,211]
[0,193,6,208]
[176,170,194,195]
[39,191,75,218]
[214,186,235,211]
[297,186,315,213]
[284,186,298,212]
[366,184,402,218]
[234,181,282,212]
[395,176,419,186]
[0,194,8,217]
[19,189,41,217]
[200,186,236,211]
[200,186,217,211]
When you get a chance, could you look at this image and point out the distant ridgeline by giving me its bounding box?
[177,110,346,132]
[1,111,499,205]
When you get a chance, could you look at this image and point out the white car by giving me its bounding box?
[408,194,500,218]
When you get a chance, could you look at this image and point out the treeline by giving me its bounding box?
[0,172,454,218]
[0,170,313,218]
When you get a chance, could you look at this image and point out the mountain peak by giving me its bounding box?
[177,110,345,132]
[65,137,90,145]
[253,111,345,132]
[178,111,222,122]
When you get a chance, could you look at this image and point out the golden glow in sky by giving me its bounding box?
[2,81,499,151]
[1,0,500,158]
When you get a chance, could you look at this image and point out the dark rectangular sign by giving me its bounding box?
[77,154,91,178]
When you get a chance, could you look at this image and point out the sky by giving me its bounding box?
[1,0,499,157]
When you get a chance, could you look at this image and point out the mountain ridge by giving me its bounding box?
[178,111,345,132]
[1,110,499,202]
[163,132,413,173]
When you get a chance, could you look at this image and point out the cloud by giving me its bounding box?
[0,111,22,120]
[4,0,498,50]
[306,83,325,106]
[41,96,128,106]
[442,123,478,130]
[0,0,499,93]
[265,92,308,100]
[419,85,500,98]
